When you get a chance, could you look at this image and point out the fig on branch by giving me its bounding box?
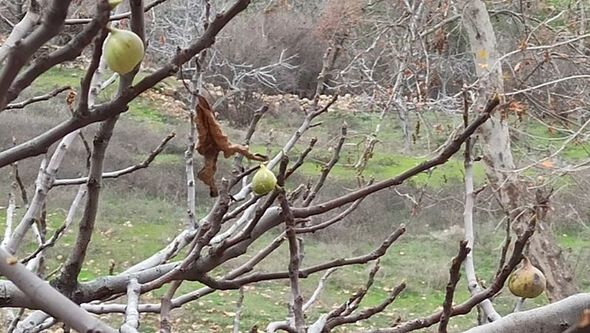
[508,256,546,298]
[251,164,277,195]
[104,28,144,75]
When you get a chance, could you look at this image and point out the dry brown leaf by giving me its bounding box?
[195,95,266,196]
[66,90,76,113]
[540,159,555,169]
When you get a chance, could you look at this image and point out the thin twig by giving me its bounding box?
[438,241,471,333]
[53,132,176,186]
[5,86,71,110]
[64,0,169,25]
[369,214,537,333]
[159,280,182,333]
[302,124,347,207]
[233,287,245,333]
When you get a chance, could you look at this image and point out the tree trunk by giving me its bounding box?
[458,0,577,301]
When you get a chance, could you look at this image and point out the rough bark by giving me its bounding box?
[459,0,577,301]
[463,293,590,333]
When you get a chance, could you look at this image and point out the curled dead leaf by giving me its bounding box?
[195,95,267,196]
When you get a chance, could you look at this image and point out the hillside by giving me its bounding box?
[1,65,589,332]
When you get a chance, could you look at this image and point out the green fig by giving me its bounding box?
[104,28,144,74]
[508,256,546,298]
[251,164,277,195]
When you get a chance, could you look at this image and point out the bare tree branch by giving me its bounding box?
[278,185,305,332]
[64,0,169,25]
[4,86,72,110]
[53,132,176,186]
[0,0,253,167]
[438,241,471,333]
[0,0,111,111]
[369,213,537,333]
[233,287,245,333]
[463,294,590,333]
[0,247,116,332]
[292,95,500,219]
[120,278,141,333]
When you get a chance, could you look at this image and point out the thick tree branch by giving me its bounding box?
[0,247,116,332]
[0,0,111,111]
[120,278,141,333]
[0,0,252,168]
[463,294,590,333]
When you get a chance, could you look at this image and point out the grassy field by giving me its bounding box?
[1,66,589,332]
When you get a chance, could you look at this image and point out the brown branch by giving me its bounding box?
[191,225,406,290]
[141,180,232,292]
[278,185,305,332]
[11,159,28,205]
[0,0,252,168]
[333,260,382,319]
[302,124,347,207]
[370,213,536,333]
[0,0,74,109]
[295,196,366,234]
[285,137,318,179]
[233,105,269,171]
[159,280,182,333]
[53,132,176,186]
[292,95,500,219]
[4,86,72,110]
[1,0,111,110]
[327,283,406,331]
[54,117,119,296]
[76,25,109,117]
[438,241,471,333]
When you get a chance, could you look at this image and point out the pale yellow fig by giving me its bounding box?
[108,0,123,10]
[251,164,277,195]
[508,256,546,298]
[104,28,144,74]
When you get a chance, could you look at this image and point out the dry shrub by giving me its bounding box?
[212,5,327,96]
[312,0,364,41]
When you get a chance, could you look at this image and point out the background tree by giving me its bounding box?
[0,0,589,332]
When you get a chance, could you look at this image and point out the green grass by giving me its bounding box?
[2,188,588,332]
[30,66,177,126]
[3,65,590,332]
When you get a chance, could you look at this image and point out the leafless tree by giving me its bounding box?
[0,0,589,333]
